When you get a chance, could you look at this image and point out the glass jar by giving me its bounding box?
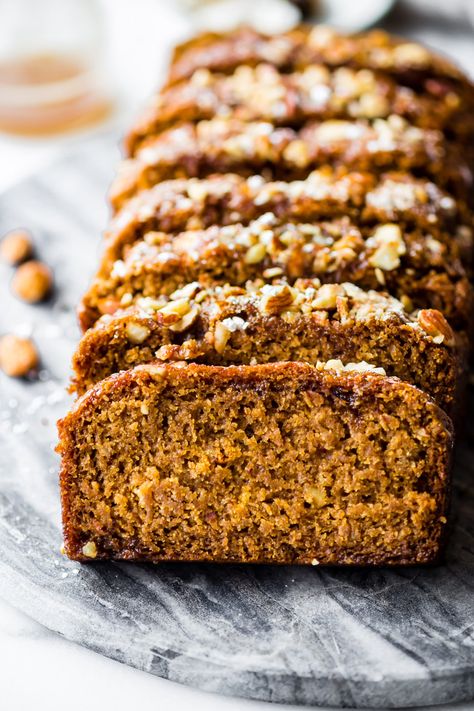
[0,0,111,135]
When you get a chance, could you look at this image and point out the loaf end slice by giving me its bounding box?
[58,361,453,565]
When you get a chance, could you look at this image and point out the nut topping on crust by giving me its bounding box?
[417,309,455,346]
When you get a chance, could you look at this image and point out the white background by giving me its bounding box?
[1,1,473,709]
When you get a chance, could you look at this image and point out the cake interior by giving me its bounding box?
[61,366,450,565]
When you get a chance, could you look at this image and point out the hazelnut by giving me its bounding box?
[0,334,39,377]
[0,229,33,265]
[12,261,53,303]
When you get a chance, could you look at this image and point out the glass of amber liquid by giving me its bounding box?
[0,0,111,136]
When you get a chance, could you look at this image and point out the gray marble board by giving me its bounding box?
[0,134,474,708]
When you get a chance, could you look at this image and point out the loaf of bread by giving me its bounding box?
[58,362,453,565]
[58,25,474,566]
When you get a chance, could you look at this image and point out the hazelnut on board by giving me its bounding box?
[0,334,39,377]
[0,229,33,265]
[11,260,53,303]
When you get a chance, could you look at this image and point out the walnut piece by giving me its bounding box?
[213,321,231,353]
[169,305,200,332]
[82,541,98,558]
[368,224,406,271]
[312,284,343,309]
[316,359,386,375]
[417,309,454,345]
[126,322,151,344]
[244,242,266,264]
[158,298,191,325]
[259,283,294,315]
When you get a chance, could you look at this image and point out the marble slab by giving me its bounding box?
[0,135,474,708]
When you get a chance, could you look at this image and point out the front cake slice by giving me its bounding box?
[58,361,453,565]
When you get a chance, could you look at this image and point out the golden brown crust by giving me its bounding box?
[58,361,453,565]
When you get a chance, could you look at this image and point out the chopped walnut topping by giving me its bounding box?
[316,359,386,375]
[263,267,284,278]
[82,541,97,558]
[190,67,212,87]
[311,283,343,309]
[393,42,430,66]
[282,139,309,167]
[120,293,133,307]
[357,92,389,119]
[126,322,151,344]
[367,224,406,271]
[169,305,200,333]
[214,321,231,353]
[259,283,294,314]
[111,260,126,278]
[159,298,191,319]
[244,242,266,264]
[374,267,386,285]
[187,181,209,202]
[169,282,201,300]
[308,25,337,49]
[417,309,454,346]
[315,120,363,142]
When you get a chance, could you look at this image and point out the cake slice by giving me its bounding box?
[108,169,463,247]
[58,361,453,565]
[125,63,470,155]
[111,117,468,207]
[71,279,459,414]
[109,168,373,231]
[167,26,470,88]
[79,216,472,332]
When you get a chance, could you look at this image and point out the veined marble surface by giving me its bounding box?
[2,594,474,711]
[0,1,474,710]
